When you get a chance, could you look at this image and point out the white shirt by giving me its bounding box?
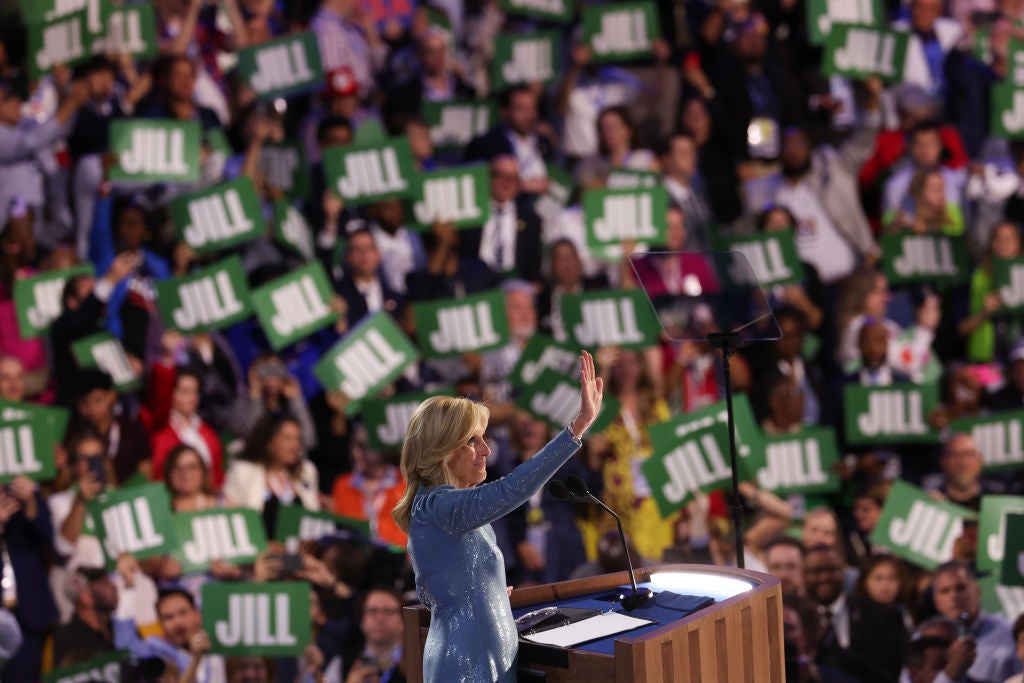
[480,200,517,272]
[354,278,384,313]
[826,593,851,649]
[774,179,857,284]
[507,131,548,181]
[563,81,634,157]
[371,224,416,295]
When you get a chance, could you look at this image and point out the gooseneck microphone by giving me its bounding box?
[550,476,654,610]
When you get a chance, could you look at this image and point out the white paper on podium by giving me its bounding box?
[521,611,655,648]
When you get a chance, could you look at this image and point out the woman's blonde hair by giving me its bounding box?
[392,396,490,532]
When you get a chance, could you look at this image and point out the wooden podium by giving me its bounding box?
[402,564,784,682]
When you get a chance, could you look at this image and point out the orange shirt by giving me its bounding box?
[332,468,407,547]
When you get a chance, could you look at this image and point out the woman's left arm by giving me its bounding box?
[422,352,604,537]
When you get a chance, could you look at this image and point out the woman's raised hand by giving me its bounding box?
[572,350,604,438]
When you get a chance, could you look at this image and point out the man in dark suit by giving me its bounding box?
[333,228,402,329]
[458,155,543,285]
[464,86,555,195]
[383,29,475,131]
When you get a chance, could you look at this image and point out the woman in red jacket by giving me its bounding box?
[149,368,225,488]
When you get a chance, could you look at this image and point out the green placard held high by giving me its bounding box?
[251,262,338,351]
[409,165,491,230]
[805,0,884,45]
[237,31,324,100]
[272,200,315,262]
[202,581,311,656]
[170,177,265,254]
[724,232,805,287]
[422,100,496,151]
[155,255,253,334]
[755,427,841,496]
[977,496,1024,573]
[822,24,909,81]
[582,2,661,63]
[514,369,621,434]
[881,234,969,287]
[499,0,574,23]
[560,289,662,350]
[869,480,974,569]
[0,400,65,483]
[44,651,127,683]
[91,2,158,59]
[583,187,668,250]
[13,264,93,339]
[991,45,1024,138]
[274,505,371,547]
[109,119,201,183]
[72,332,141,393]
[313,313,420,414]
[949,410,1024,472]
[492,32,560,90]
[28,9,91,77]
[1000,513,1024,587]
[413,290,510,359]
[323,137,416,206]
[173,508,267,573]
[508,334,578,389]
[88,482,177,570]
[261,142,310,200]
[843,382,940,445]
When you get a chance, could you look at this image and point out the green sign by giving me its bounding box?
[91,2,158,59]
[992,44,1024,138]
[515,368,621,434]
[724,232,805,287]
[560,289,662,350]
[72,332,141,393]
[508,334,578,389]
[202,581,310,656]
[362,390,454,451]
[843,382,940,445]
[643,395,762,513]
[261,142,310,200]
[170,177,265,254]
[0,400,65,483]
[881,234,969,287]
[492,32,560,89]
[89,482,177,570]
[607,170,660,190]
[44,650,127,683]
[238,31,323,100]
[978,496,1024,573]
[806,0,884,44]
[313,312,420,414]
[992,258,1024,311]
[412,290,510,358]
[274,505,371,547]
[272,200,315,261]
[1001,513,1024,587]
[822,24,909,81]
[155,255,253,334]
[499,0,574,22]
[251,262,338,350]
[109,119,202,184]
[980,573,1024,623]
[583,187,668,250]
[13,264,93,339]
[173,508,267,573]
[755,427,840,496]
[582,2,661,63]
[409,165,491,229]
[949,410,1024,472]
[422,100,496,151]
[28,9,91,77]
[869,480,974,569]
[323,137,417,206]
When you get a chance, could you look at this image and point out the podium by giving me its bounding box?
[401,564,784,683]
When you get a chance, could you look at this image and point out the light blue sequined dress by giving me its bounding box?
[408,429,581,683]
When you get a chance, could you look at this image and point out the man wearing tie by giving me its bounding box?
[459,155,542,285]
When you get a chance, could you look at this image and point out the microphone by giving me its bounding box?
[548,479,588,503]
[563,476,653,611]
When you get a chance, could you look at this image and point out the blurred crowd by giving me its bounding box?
[5,0,1024,681]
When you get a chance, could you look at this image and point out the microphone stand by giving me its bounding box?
[707,331,745,569]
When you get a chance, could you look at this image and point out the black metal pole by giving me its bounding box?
[708,332,744,569]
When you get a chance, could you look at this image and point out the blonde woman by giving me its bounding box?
[393,351,604,683]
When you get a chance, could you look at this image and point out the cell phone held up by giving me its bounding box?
[86,456,107,491]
